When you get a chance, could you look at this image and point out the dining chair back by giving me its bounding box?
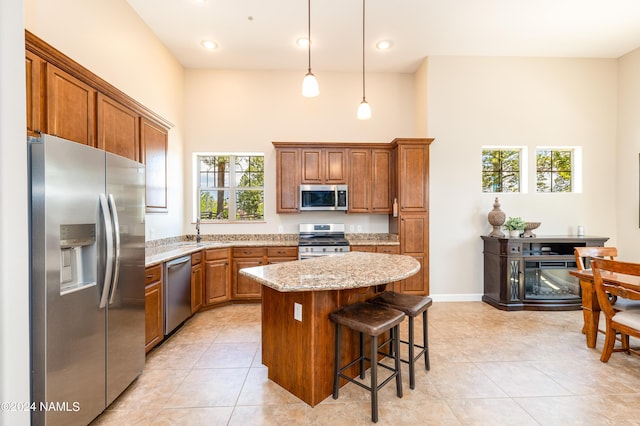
[591,258,640,362]
[574,246,618,271]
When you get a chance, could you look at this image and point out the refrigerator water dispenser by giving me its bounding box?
[59,223,96,294]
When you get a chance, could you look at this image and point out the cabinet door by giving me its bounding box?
[232,258,264,299]
[348,149,371,212]
[26,51,43,137]
[401,255,427,295]
[276,148,300,212]
[97,94,140,161]
[400,214,427,254]
[145,281,163,353]
[205,259,229,305]
[325,148,347,183]
[141,117,168,213]
[145,265,163,352]
[301,149,323,183]
[398,144,428,211]
[46,63,96,146]
[191,262,203,313]
[371,149,392,213]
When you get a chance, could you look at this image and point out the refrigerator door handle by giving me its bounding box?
[108,193,121,305]
[99,193,114,309]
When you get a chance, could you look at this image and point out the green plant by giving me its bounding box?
[504,216,526,231]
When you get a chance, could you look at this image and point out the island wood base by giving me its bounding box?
[261,284,387,406]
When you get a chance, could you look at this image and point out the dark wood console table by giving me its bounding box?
[481,235,609,311]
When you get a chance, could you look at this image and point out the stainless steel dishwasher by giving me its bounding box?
[164,255,192,335]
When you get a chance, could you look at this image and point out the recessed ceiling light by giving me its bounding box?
[201,40,218,50]
[376,40,392,50]
[297,37,310,48]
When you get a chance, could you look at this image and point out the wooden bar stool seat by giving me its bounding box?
[329,302,405,423]
[368,291,432,389]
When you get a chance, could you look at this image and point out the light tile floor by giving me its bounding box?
[92,302,640,425]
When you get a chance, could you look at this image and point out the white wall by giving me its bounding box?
[0,0,30,423]
[24,0,186,240]
[183,69,415,235]
[427,56,619,298]
[616,48,640,261]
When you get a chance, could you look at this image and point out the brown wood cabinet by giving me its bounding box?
[389,138,434,295]
[266,246,298,264]
[232,247,266,299]
[46,63,96,146]
[144,264,163,353]
[97,94,140,162]
[204,248,230,305]
[25,30,171,213]
[25,50,43,137]
[276,148,300,213]
[301,148,347,184]
[141,118,168,213]
[191,251,203,313]
[348,148,391,213]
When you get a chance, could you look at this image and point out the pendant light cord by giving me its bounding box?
[308,0,312,72]
[362,0,366,100]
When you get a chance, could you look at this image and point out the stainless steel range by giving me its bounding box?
[298,223,350,260]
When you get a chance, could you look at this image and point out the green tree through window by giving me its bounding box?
[197,154,264,221]
[482,149,521,192]
[536,149,572,192]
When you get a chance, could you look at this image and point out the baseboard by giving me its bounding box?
[429,293,483,302]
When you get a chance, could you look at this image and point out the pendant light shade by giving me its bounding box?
[357,0,371,119]
[302,0,319,97]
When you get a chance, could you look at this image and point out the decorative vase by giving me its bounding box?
[522,222,541,238]
[487,197,506,237]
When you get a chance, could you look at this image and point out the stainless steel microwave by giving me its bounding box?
[299,185,348,211]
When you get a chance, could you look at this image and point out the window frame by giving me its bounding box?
[481,146,527,194]
[194,152,265,223]
[535,146,582,194]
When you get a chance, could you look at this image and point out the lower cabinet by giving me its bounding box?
[144,264,163,353]
[232,247,266,299]
[204,248,230,306]
[191,251,203,313]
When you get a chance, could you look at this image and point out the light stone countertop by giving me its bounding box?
[239,251,420,292]
[144,234,399,267]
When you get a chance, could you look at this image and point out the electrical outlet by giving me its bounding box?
[278,225,284,233]
[349,224,354,232]
[150,227,156,239]
[357,225,362,232]
[294,303,302,322]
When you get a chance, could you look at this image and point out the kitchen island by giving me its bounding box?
[240,251,420,406]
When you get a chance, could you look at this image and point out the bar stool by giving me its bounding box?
[329,302,405,423]
[368,291,432,389]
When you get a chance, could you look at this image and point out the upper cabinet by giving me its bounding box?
[396,142,429,212]
[142,118,168,213]
[25,30,172,212]
[301,148,347,184]
[46,64,96,146]
[273,142,392,214]
[347,148,392,214]
[25,50,43,137]
[97,94,140,162]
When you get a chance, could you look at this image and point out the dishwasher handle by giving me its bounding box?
[167,256,191,268]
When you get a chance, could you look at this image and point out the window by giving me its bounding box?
[536,149,573,192]
[196,153,264,221]
[482,148,522,193]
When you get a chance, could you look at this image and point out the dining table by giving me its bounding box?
[569,268,640,348]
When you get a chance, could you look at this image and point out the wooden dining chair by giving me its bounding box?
[591,258,640,362]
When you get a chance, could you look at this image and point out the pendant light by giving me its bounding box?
[357,0,371,120]
[302,0,319,97]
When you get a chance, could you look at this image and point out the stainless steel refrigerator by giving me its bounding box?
[29,134,146,425]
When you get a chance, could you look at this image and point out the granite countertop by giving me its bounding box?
[239,251,420,292]
[144,233,399,267]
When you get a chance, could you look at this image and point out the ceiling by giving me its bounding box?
[126,0,640,73]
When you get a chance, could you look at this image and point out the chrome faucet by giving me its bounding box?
[196,217,201,243]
